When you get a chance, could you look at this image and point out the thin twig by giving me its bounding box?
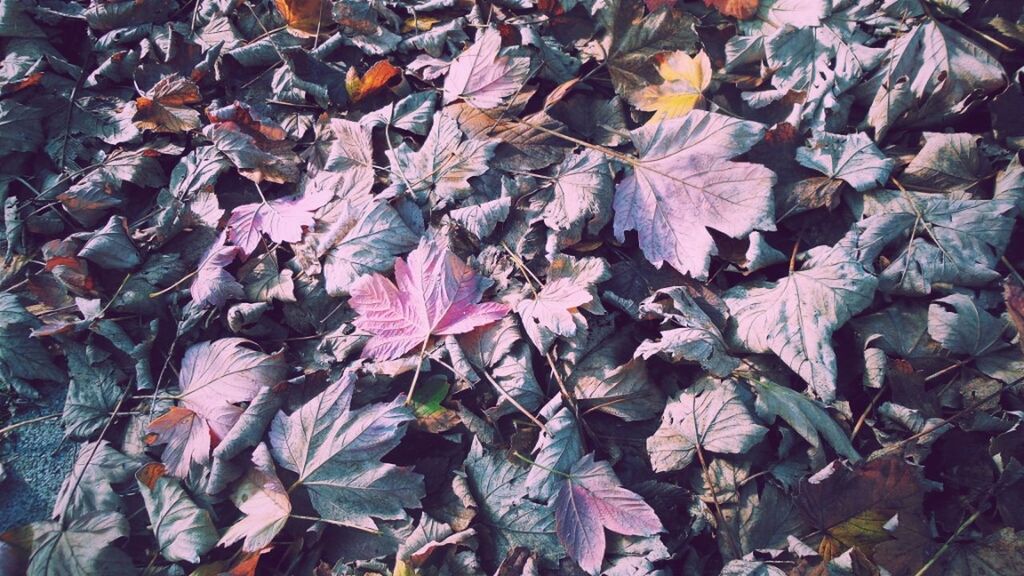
[851,384,886,439]
[431,355,548,434]
[149,270,198,298]
[1002,255,1024,286]
[0,413,61,437]
[405,336,432,405]
[912,508,983,576]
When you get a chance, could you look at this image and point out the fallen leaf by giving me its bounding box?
[552,454,664,575]
[274,0,331,37]
[346,60,400,102]
[613,110,776,279]
[350,238,510,360]
[146,338,287,477]
[704,0,758,19]
[628,50,712,121]
[443,27,531,109]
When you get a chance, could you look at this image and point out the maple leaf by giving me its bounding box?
[145,339,287,477]
[613,110,776,279]
[628,50,712,121]
[318,198,420,297]
[725,231,877,402]
[136,463,219,563]
[647,378,767,472]
[442,27,531,109]
[204,103,301,184]
[219,444,291,552]
[226,190,329,258]
[798,455,930,566]
[268,372,424,531]
[385,111,496,207]
[552,454,664,575]
[516,255,610,354]
[349,238,510,361]
[191,232,244,308]
[601,0,699,96]
[2,512,135,576]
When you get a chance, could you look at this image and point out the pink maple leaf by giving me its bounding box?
[349,239,510,360]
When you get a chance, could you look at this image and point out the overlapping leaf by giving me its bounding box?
[613,111,776,279]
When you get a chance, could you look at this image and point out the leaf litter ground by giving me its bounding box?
[1,0,1024,575]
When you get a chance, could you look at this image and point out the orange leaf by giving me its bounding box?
[136,462,168,490]
[273,0,330,37]
[704,0,758,19]
[346,60,400,103]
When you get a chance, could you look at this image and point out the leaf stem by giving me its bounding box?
[430,354,548,434]
[1002,255,1024,286]
[405,336,432,405]
[512,451,571,478]
[912,508,982,576]
[694,427,742,559]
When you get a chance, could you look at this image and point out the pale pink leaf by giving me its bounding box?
[146,338,287,477]
[191,232,244,308]
[227,191,330,257]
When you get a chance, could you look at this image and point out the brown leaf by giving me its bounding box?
[134,75,202,133]
[704,0,758,19]
[203,102,301,183]
[798,455,931,570]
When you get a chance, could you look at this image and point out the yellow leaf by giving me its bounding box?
[402,16,440,33]
[629,50,712,121]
